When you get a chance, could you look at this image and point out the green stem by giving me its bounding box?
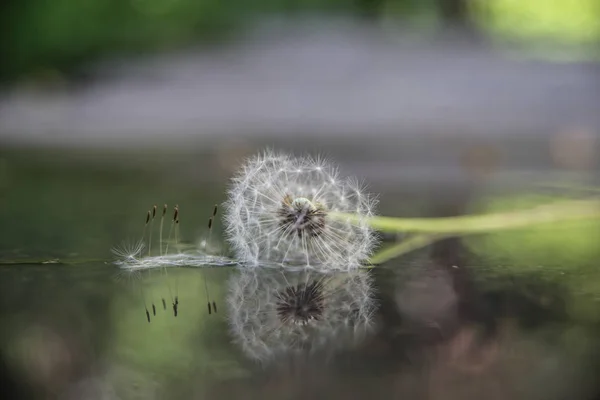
[369,234,449,265]
[330,199,600,234]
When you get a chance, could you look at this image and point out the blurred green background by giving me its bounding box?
[1,0,599,82]
[1,0,600,398]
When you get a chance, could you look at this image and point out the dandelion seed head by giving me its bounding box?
[223,150,377,270]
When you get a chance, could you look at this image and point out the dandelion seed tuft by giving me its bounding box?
[111,240,145,263]
[223,150,378,270]
[113,205,235,271]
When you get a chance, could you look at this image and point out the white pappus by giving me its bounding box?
[223,150,378,270]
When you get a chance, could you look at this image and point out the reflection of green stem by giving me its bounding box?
[331,199,600,234]
[0,258,105,266]
[369,234,449,265]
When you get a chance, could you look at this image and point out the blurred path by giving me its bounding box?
[0,21,599,147]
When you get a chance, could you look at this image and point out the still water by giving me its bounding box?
[1,144,599,400]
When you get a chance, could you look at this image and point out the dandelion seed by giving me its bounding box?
[226,267,377,363]
[164,206,178,255]
[160,204,167,256]
[113,204,235,325]
[111,240,145,263]
[112,241,157,322]
[203,203,221,255]
[199,205,222,314]
[113,205,236,271]
[204,273,213,315]
[149,205,157,256]
[223,150,378,270]
[115,252,236,270]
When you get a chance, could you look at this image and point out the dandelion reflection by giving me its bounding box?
[226,267,377,363]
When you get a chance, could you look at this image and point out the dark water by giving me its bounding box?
[1,143,599,400]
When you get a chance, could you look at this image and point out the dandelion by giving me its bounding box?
[223,150,377,270]
[226,268,377,363]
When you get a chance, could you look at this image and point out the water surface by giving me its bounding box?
[1,145,599,400]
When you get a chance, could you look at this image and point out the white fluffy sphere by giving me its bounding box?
[223,151,377,270]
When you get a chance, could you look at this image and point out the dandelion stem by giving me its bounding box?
[330,199,600,234]
[369,234,450,265]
